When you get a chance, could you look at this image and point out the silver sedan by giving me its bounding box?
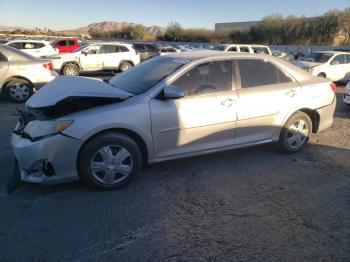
[0,45,57,102]
[11,51,336,190]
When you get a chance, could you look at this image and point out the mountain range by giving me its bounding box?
[0,21,166,36]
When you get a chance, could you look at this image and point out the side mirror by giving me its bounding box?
[163,85,185,99]
[81,50,88,56]
[331,60,340,65]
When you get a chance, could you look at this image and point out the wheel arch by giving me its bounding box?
[77,128,149,173]
[2,76,33,94]
[284,108,320,133]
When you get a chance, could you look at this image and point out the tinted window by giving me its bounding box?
[68,40,75,46]
[302,53,332,63]
[9,42,23,49]
[109,56,188,95]
[100,45,118,54]
[146,45,158,51]
[345,55,350,64]
[331,55,345,65]
[119,46,129,52]
[239,46,250,52]
[228,47,238,52]
[133,44,145,51]
[238,59,291,88]
[173,60,233,96]
[58,40,67,46]
[0,51,7,62]
[252,47,269,54]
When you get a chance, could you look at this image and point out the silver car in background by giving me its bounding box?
[0,45,57,102]
[11,51,336,190]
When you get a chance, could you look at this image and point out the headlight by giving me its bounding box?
[23,120,73,140]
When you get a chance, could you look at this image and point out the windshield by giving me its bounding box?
[212,45,227,51]
[302,53,333,63]
[109,56,189,94]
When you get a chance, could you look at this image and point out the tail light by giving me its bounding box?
[330,82,336,93]
[43,62,53,71]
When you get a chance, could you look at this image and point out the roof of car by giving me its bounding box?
[164,50,269,60]
[313,51,348,54]
[6,40,51,44]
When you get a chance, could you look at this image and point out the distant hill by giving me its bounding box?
[0,25,33,31]
[59,21,166,36]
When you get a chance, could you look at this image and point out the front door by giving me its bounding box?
[79,45,103,71]
[327,54,347,81]
[0,51,9,84]
[235,58,301,145]
[150,60,238,158]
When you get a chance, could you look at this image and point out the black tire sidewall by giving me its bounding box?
[78,132,142,190]
[279,112,312,153]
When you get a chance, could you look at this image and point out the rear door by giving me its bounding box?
[235,58,300,145]
[99,45,120,68]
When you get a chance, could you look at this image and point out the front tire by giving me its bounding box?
[62,63,80,76]
[6,79,33,103]
[279,112,312,153]
[317,73,326,78]
[78,132,142,190]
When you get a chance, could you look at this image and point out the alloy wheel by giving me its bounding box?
[90,145,133,185]
[286,119,309,149]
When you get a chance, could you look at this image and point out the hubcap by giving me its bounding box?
[286,119,308,149]
[121,64,131,71]
[9,83,30,101]
[90,145,133,185]
[65,66,79,76]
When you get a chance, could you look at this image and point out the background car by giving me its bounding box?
[132,42,161,61]
[212,44,272,55]
[159,45,181,55]
[49,42,140,76]
[344,81,350,108]
[0,45,57,102]
[272,50,294,61]
[53,38,80,53]
[299,51,350,81]
[5,40,59,57]
[12,51,336,190]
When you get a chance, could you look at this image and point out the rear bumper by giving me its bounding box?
[11,133,82,185]
[316,95,336,132]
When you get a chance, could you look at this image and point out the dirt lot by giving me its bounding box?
[0,84,349,261]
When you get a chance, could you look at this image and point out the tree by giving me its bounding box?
[164,22,184,41]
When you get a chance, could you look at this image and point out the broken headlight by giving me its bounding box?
[23,120,73,140]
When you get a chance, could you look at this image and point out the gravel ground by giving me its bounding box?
[0,84,349,261]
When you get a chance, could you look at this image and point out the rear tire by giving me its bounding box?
[119,61,133,72]
[279,112,312,153]
[78,132,142,190]
[62,63,80,76]
[6,79,33,103]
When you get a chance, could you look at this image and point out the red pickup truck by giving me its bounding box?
[53,38,80,53]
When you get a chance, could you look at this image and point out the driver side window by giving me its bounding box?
[87,45,101,54]
[331,55,345,65]
[173,60,233,96]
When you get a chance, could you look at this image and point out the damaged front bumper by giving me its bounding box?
[11,133,82,185]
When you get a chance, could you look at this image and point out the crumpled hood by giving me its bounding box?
[26,76,133,108]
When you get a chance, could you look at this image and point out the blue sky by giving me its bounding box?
[0,0,348,30]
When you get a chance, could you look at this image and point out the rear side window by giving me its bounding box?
[68,40,75,46]
[133,44,145,51]
[146,45,158,51]
[58,40,67,46]
[252,47,269,54]
[228,47,238,52]
[239,46,250,53]
[238,59,291,88]
[345,55,350,64]
[118,46,129,52]
[173,60,233,96]
[100,45,118,54]
[0,51,7,62]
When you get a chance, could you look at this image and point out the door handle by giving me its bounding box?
[286,89,297,97]
[221,98,235,107]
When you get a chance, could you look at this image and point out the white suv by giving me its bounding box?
[6,40,59,57]
[49,42,140,76]
[212,44,272,55]
[299,51,350,82]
